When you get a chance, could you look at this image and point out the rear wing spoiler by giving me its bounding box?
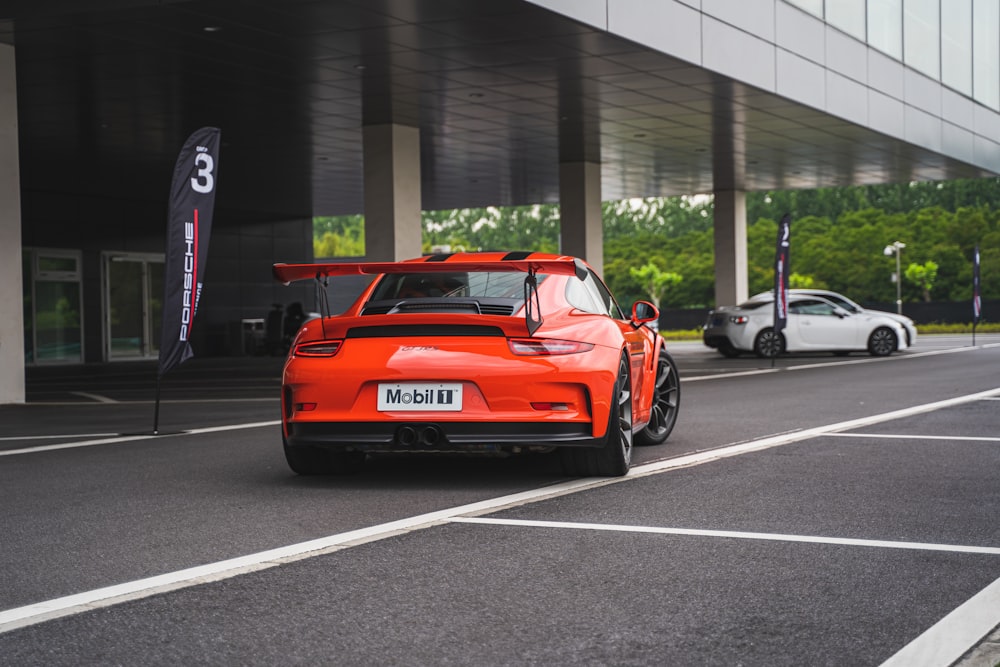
[273,256,589,337]
[272,257,589,284]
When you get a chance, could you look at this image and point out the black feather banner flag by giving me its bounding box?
[158,127,221,378]
[154,127,220,433]
[773,213,791,341]
[973,244,981,344]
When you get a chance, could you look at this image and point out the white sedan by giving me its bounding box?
[703,294,909,358]
[748,288,917,347]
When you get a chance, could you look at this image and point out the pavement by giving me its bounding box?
[7,344,1000,665]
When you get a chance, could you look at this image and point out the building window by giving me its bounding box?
[826,0,866,40]
[868,0,903,58]
[942,0,973,95]
[904,0,941,79]
[25,249,84,364]
[974,0,1000,109]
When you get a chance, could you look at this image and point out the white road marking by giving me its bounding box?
[683,368,779,381]
[447,517,1000,554]
[0,421,281,457]
[2,387,999,638]
[0,433,118,442]
[625,388,1000,480]
[0,476,621,633]
[69,391,117,403]
[25,397,278,406]
[880,576,1000,667]
[683,342,1000,382]
[828,433,1000,443]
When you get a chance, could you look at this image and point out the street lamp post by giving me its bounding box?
[883,241,906,315]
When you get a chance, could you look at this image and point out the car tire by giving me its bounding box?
[867,326,897,357]
[283,433,366,475]
[753,328,785,358]
[561,353,632,477]
[635,346,680,446]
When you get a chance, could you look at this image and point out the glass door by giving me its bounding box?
[24,249,84,364]
[104,253,164,360]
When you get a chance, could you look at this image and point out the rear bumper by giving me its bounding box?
[702,333,732,349]
[285,421,601,452]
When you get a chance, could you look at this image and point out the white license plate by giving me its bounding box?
[377,383,463,411]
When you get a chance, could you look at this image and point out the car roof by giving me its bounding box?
[738,293,840,307]
[748,288,841,301]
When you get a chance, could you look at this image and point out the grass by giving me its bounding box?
[658,328,704,341]
[916,322,1000,334]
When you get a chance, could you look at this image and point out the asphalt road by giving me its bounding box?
[1,335,999,666]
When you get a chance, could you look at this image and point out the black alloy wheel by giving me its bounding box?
[868,326,898,356]
[753,328,785,358]
[636,346,680,446]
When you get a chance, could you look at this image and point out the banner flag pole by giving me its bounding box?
[972,244,981,346]
[153,375,162,435]
[152,126,221,434]
[771,213,791,368]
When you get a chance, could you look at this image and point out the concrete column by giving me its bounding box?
[713,189,748,307]
[0,44,24,404]
[362,124,422,261]
[559,161,603,276]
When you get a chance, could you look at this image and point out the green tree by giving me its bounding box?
[313,215,365,258]
[314,177,1000,310]
[789,273,815,288]
[904,260,939,302]
[423,205,559,253]
[629,262,683,308]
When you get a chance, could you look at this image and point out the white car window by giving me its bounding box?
[587,271,624,319]
[565,271,623,318]
[790,299,837,316]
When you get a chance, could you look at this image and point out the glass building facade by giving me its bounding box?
[784,0,1000,111]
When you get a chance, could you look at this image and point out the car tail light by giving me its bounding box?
[729,315,749,325]
[531,402,572,411]
[508,338,595,355]
[294,340,343,357]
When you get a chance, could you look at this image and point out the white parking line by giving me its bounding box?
[69,391,118,403]
[0,421,281,457]
[0,476,616,633]
[447,517,1000,555]
[2,387,998,639]
[25,397,278,406]
[828,433,1000,443]
[830,433,1000,442]
[683,342,1000,382]
[0,433,118,442]
[880,577,1000,667]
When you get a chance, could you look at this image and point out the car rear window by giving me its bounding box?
[736,300,771,310]
[370,272,548,301]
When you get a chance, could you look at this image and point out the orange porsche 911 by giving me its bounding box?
[272,252,680,477]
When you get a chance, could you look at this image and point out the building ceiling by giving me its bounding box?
[2,0,995,223]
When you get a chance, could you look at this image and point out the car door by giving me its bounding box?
[788,298,863,350]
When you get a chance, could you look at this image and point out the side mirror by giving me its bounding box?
[631,300,659,327]
[833,306,849,319]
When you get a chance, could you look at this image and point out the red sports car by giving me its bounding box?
[272,252,680,477]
